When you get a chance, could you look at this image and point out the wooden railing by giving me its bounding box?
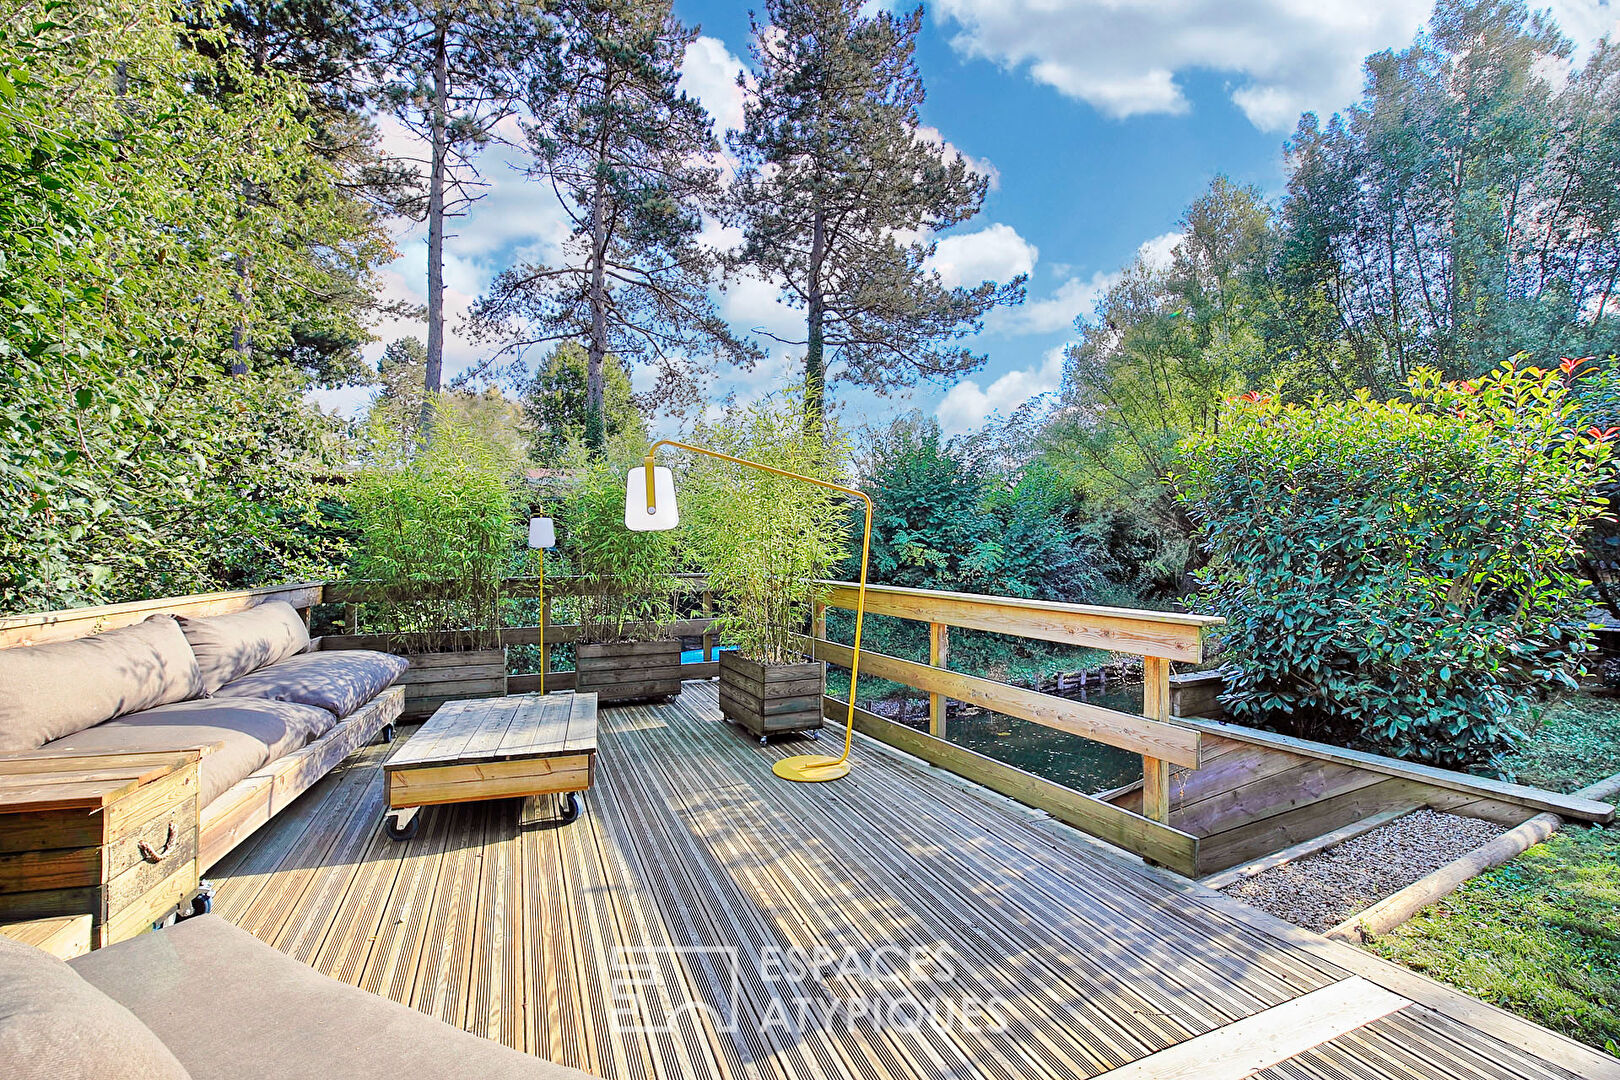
[805,582,1224,873]
[320,574,723,693]
[11,581,1612,880]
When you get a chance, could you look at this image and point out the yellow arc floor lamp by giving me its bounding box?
[624,439,872,783]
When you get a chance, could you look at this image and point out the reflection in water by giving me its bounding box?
[879,682,1146,795]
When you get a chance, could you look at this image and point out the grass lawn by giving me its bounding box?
[1504,695,1620,792]
[1365,693,1620,1056]
[1366,825,1620,1053]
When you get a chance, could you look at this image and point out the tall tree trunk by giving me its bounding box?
[804,208,827,433]
[422,14,449,442]
[585,170,609,451]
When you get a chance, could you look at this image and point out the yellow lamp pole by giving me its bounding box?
[628,439,873,783]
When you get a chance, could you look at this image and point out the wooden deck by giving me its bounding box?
[208,683,1618,1080]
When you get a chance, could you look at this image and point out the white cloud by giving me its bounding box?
[991,271,1115,334]
[915,125,1002,190]
[931,0,1435,130]
[933,1,1620,132]
[927,223,1038,288]
[936,343,1068,435]
[983,230,1180,336]
[1546,2,1620,58]
[681,36,747,136]
[1136,231,1182,272]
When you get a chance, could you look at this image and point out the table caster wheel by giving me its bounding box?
[385,811,419,841]
[379,723,396,743]
[558,792,581,825]
[759,735,769,746]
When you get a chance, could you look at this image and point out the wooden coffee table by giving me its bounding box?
[382,693,598,840]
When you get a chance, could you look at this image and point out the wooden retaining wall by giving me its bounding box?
[1101,717,1614,876]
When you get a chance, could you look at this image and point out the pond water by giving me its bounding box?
[863,682,1147,795]
[687,646,1144,795]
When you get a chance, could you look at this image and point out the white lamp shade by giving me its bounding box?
[527,515,556,549]
[624,465,679,531]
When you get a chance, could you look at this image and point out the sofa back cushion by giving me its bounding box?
[0,615,205,752]
[0,932,192,1080]
[178,601,310,693]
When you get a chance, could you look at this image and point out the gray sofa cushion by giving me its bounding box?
[71,916,589,1080]
[0,932,191,1080]
[178,601,310,694]
[42,697,337,807]
[0,615,204,752]
[219,650,408,718]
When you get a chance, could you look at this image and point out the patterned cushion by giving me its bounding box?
[218,650,408,719]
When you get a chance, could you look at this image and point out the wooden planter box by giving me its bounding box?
[718,652,825,740]
[397,649,507,720]
[575,640,682,703]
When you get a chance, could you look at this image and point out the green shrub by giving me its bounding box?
[346,405,521,650]
[681,389,853,664]
[553,438,681,644]
[1174,361,1615,770]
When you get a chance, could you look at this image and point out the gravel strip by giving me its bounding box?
[1222,809,1504,932]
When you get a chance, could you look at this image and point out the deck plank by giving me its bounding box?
[206,681,1618,1080]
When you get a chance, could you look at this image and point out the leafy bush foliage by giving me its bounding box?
[835,414,1165,684]
[1175,361,1615,770]
[681,390,853,664]
[552,439,681,644]
[0,0,386,612]
[346,408,521,650]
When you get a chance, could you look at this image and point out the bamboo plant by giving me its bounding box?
[346,405,520,652]
[681,390,854,663]
[556,440,682,644]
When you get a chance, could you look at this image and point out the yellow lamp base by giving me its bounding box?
[772,755,851,782]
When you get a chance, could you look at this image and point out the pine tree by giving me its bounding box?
[522,343,647,463]
[471,0,754,449]
[186,0,412,388]
[728,0,1024,426]
[369,0,546,432]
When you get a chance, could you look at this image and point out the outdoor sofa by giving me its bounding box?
[0,600,408,869]
[1,913,589,1079]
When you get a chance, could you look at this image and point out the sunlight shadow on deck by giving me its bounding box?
[205,683,1605,1080]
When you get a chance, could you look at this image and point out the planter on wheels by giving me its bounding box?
[575,640,682,703]
[718,652,825,742]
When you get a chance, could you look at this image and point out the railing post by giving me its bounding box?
[812,601,826,643]
[1142,656,1171,823]
[702,590,714,662]
[929,622,949,738]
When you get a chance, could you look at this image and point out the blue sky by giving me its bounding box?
[324,0,1619,437]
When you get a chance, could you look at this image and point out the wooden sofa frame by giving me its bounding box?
[0,582,402,872]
